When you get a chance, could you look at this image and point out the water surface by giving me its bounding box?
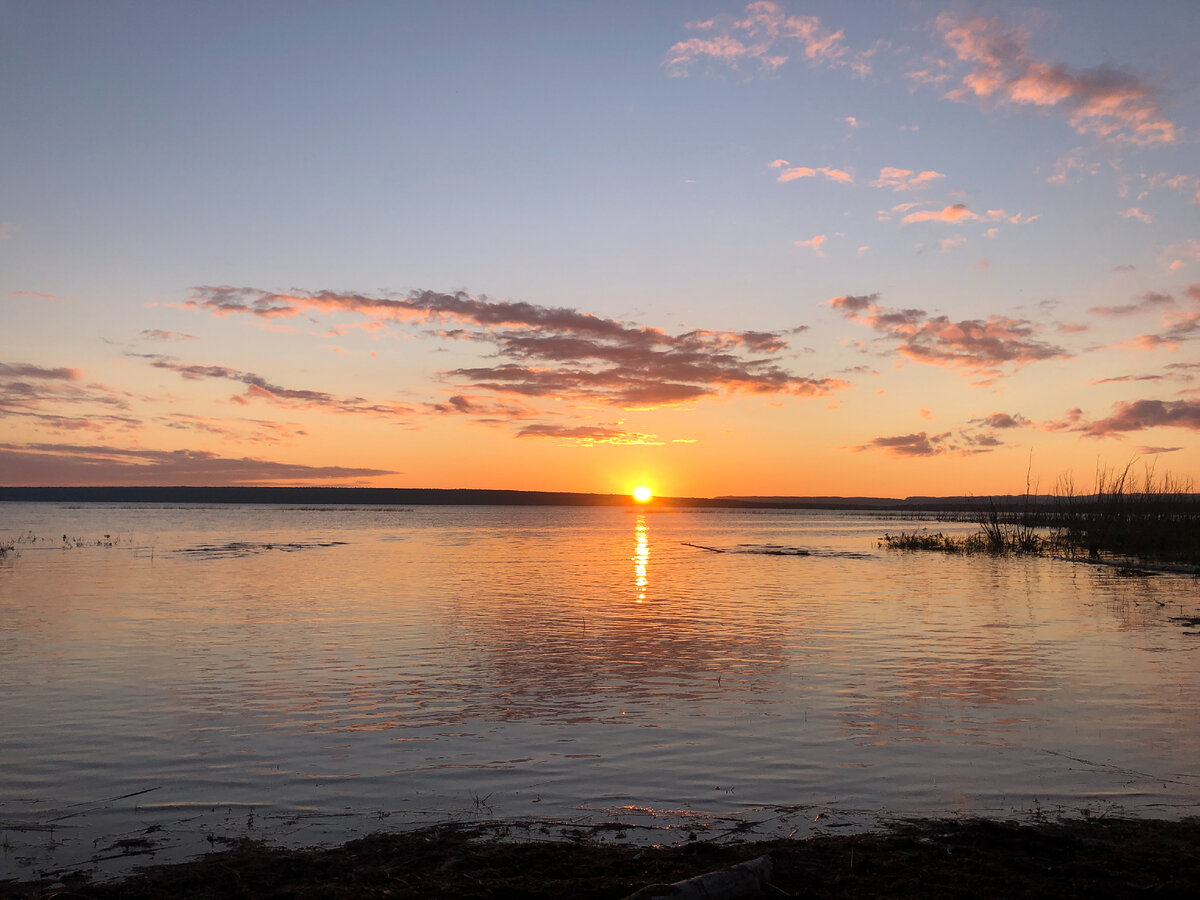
[2,503,1198,878]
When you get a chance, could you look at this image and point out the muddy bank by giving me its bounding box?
[4,816,1199,898]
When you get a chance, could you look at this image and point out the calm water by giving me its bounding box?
[2,502,1199,879]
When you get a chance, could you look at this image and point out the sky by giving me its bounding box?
[2,0,1199,498]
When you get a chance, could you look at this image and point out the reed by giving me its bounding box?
[881,463,1200,565]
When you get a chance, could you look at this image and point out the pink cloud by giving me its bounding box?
[870,167,946,191]
[0,442,395,486]
[663,1,848,76]
[936,13,1176,145]
[1160,240,1200,272]
[903,203,976,224]
[1089,291,1174,317]
[829,293,1069,374]
[795,235,827,256]
[176,287,846,412]
[140,329,197,341]
[516,424,663,446]
[139,355,415,419]
[901,204,1036,226]
[775,164,853,184]
[1119,207,1153,224]
[9,290,79,303]
[1075,399,1200,437]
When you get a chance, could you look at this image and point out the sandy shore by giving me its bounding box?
[3,816,1199,898]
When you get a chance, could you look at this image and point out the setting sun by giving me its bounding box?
[632,485,653,503]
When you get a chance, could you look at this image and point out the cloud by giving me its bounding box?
[423,393,536,418]
[663,1,848,77]
[973,412,1029,429]
[829,293,1069,374]
[1089,291,1174,317]
[176,287,845,412]
[157,413,303,444]
[139,355,414,419]
[9,290,79,303]
[1160,239,1200,272]
[1046,148,1102,184]
[903,203,975,224]
[1089,374,1165,385]
[1126,284,1200,349]
[515,424,663,446]
[1,361,135,430]
[140,329,197,341]
[1118,207,1154,224]
[1143,171,1200,204]
[0,442,396,486]
[936,13,1176,145]
[938,236,967,251]
[0,362,82,381]
[0,222,18,240]
[795,234,827,256]
[856,432,942,457]
[901,204,1037,226]
[1074,399,1200,437]
[870,167,946,191]
[771,161,853,183]
[1137,445,1183,455]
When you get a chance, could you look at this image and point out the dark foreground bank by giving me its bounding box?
[4,817,1199,899]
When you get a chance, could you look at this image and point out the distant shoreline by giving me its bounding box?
[0,485,1105,512]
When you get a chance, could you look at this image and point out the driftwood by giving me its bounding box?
[623,853,774,899]
[681,542,726,553]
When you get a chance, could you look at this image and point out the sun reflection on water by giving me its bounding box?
[633,514,649,602]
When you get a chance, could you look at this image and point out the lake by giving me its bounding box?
[1,502,1198,880]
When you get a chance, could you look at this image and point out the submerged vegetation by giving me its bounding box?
[881,464,1200,567]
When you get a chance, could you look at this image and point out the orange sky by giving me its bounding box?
[2,2,1198,497]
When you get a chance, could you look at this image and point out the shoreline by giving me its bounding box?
[4,815,1199,898]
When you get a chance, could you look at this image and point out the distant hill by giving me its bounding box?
[7,486,1186,511]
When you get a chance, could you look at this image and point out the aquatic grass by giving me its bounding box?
[882,463,1200,566]
[879,530,969,553]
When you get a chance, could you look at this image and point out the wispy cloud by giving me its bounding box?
[936,12,1176,145]
[663,1,849,77]
[1160,239,1200,272]
[829,293,1069,375]
[1089,291,1174,317]
[1073,399,1200,437]
[516,424,663,446]
[855,431,945,457]
[770,160,853,183]
[140,329,197,341]
[794,234,827,256]
[138,355,415,419]
[178,288,843,411]
[870,167,945,191]
[1,361,135,432]
[9,290,79,303]
[1118,207,1154,224]
[0,442,395,486]
[901,203,1036,226]
[1125,283,1200,349]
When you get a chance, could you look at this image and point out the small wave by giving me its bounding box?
[680,542,871,559]
[176,540,348,560]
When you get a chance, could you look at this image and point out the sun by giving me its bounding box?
[632,485,653,503]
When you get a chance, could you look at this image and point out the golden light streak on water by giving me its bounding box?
[633,514,649,603]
